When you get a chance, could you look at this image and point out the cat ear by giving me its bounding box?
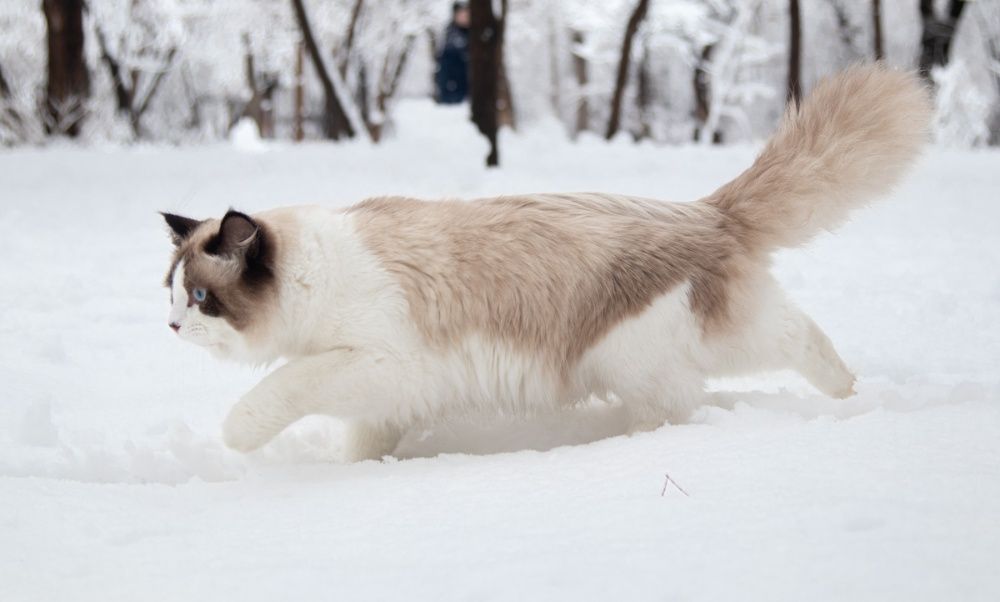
[161,212,202,246]
[209,210,262,260]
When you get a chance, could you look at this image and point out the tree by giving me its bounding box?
[367,32,417,142]
[919,0,967,80]
[787,0,802,104]
[571,30,590,137]
[93,7,179,140]
[872,0,884,60]
[979,6,1000,145]
[469,0,509,167]
[229,34,278,138]
[605,0,649,140]
[290,0,355,139]
[692,44,720,144]
[0,59,28,143]
[826,0,864,63]
[692,0,775,145]
[42,0,89,137]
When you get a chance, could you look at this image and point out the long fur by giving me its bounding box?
[706,64,932,251]
[160,64,932,459]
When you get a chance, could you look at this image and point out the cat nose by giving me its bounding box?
[169,321,181,332]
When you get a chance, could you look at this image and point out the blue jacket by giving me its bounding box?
[436,23,469,104]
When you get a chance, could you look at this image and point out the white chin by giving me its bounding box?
[204,342,231,358]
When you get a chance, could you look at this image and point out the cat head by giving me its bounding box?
[161,210,277,361]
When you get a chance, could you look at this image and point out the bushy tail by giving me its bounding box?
[705,63,932,251]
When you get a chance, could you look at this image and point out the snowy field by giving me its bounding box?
[1,103,999,601]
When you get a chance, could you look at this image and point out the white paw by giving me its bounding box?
[830,374,857,399]
[221,404,273,453]
[341,423,402,463]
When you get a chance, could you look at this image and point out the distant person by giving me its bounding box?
[435,2,469,104]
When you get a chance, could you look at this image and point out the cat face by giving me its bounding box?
[162,211,276,361]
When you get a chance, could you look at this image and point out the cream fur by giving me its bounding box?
[161,65,930,459]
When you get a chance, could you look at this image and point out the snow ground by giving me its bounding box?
[1,102,999,601]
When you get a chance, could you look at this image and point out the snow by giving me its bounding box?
[2,100,999,600]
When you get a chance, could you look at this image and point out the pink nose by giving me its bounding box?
[169,322,181,332]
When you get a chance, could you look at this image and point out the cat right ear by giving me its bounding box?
[161,212,202,246]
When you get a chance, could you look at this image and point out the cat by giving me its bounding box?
[162,64,931,461]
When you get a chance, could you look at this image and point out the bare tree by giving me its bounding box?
[290,0,355,139]
[826,0,864,62]
[367,33,417,142]
[339,0,366,77]
[0,62,11,103]
[469,0,509,167]
[692,44,721,144]
[42,0,90,137]
[605,0,650,140]
[982,10,1000,145]
[293,42,305,142]
[634,37,652,141]
[0,60,28,143]
[919,0,967,80]
[693,0,767,145]
[94,24,177,139]
[229,34,278,138]
[872,0,884,60]
[787,0,802,104]
[571,30,590,136]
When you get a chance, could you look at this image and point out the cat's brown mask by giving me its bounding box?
[162,210,278,353]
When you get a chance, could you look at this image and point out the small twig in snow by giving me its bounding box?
[661,472,690,497]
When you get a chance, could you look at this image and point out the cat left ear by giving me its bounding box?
[209,210,262,260]
[161,212,202,246]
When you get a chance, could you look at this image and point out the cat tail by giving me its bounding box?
[703,63,932,252]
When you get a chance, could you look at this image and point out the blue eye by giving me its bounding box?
[192,288,207,302]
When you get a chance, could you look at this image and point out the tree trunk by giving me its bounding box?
[294,42,305,141]
[634,38,651,141]
[290,0,354,139]
[42,0,89,137]
[469,0,504,167]
[95,22,176,140]
[0,59,27,142]
[692,44,721,144]
[987,29,1000,146]
[919,0,967,80]
[129,47,177,138]
[872,0,884,60]
[605,0,649,140]
[571,30,589,136]
[233,37,277,138]
[95,27,132,115]
[339,0,365,77]
[0,61,12,99]
[368,34,415,142]
[787,0,802,105]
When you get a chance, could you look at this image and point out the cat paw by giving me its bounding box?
[341,422,403,463]
[221,404,272,453]
[830,375,857,399]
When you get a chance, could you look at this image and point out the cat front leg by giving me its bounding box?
[222,385,308,453]
[340,421,405,462]
[222,347,406,453]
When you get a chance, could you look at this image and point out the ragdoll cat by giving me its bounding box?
[162,65,930,460]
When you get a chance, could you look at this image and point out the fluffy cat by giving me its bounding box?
[162,64,931,460]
